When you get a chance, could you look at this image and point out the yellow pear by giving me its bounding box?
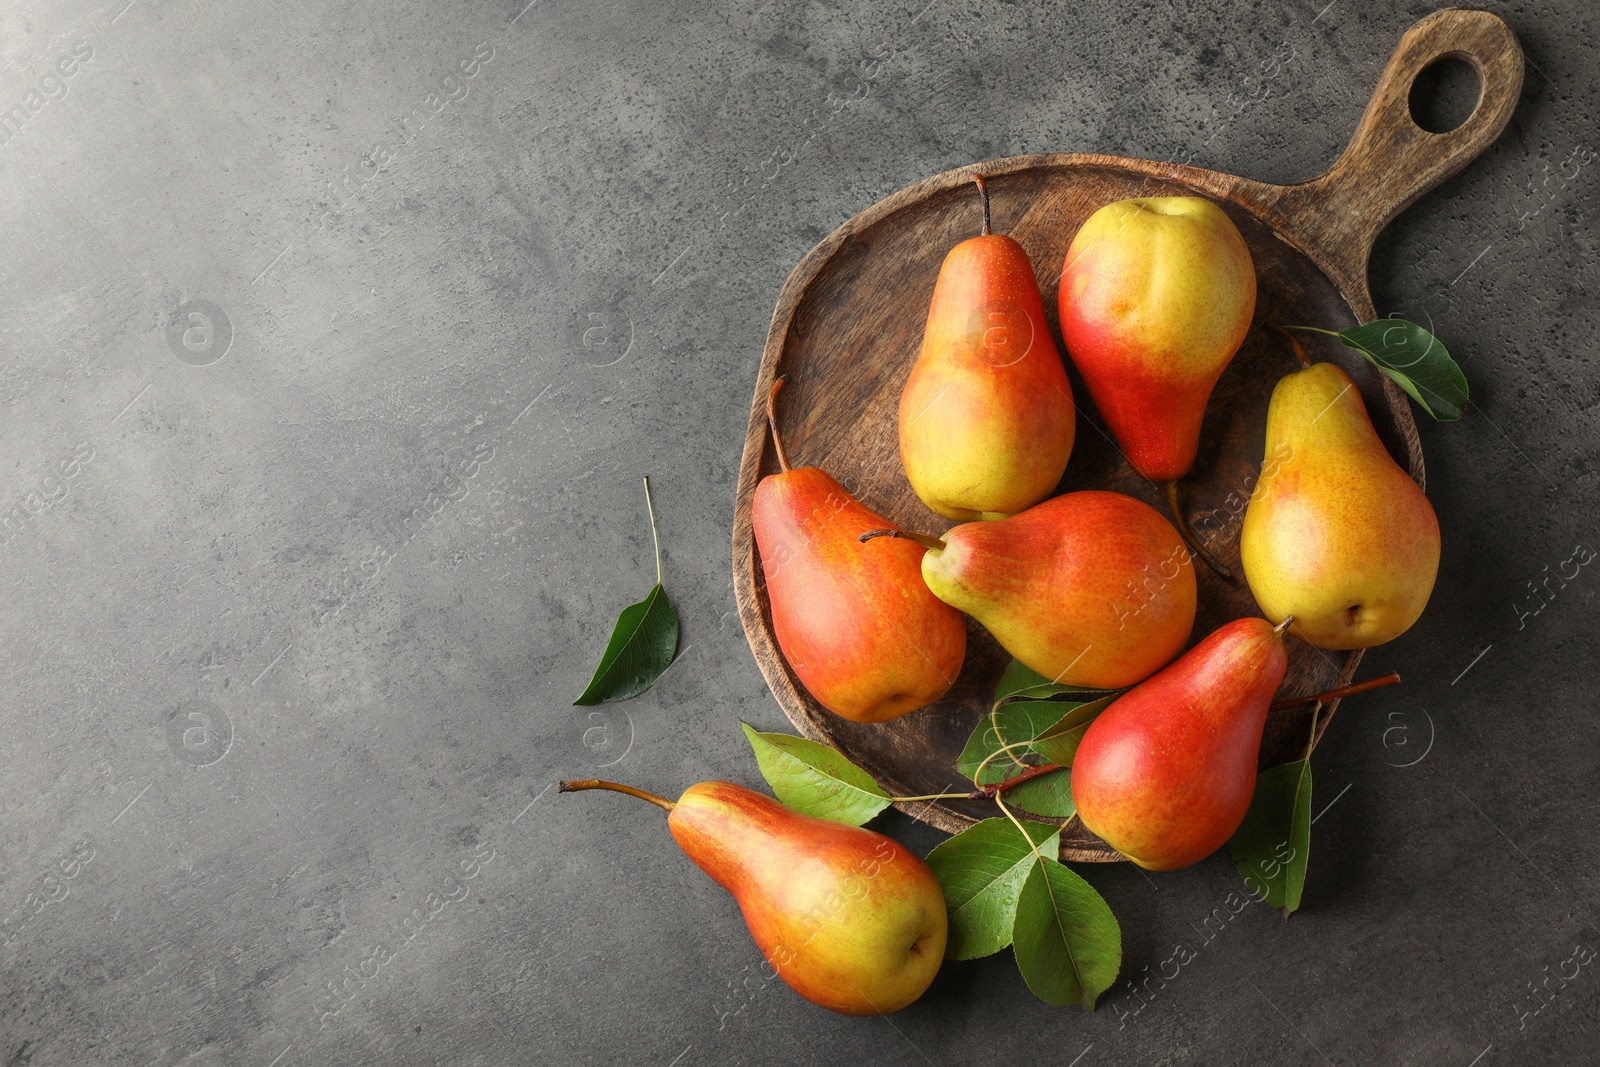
[1241,362,1440,649]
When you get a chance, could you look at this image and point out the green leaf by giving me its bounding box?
[1011,856,1122,1009]
[573,477,680,705]
[1029,695,1119,768]
[994,658,1112,703]
[1332,318,1468,421]
[1227,759,1313,916]
[1004,769,1076,819]
[739,724,890,826]
[995,659,1073,702]
[572,583,679,705]
[925,818,1061,959]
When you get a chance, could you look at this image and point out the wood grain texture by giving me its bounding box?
[732,9,1522,861]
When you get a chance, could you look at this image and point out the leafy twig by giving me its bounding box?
[891,759,1066,805]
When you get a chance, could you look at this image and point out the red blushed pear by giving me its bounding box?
[1070,616,1291,871]
[1058,196,1256,575]
[898,173,1075,521]
[560,779,947,1016]
[862,491,1196,690]
[753,379,966,723]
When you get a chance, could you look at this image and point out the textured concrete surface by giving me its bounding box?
[0,0,1595,1063]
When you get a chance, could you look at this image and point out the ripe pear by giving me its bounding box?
[1240,362,1441,649]
[1071,616,1290,871]
[754,380,966,722]
[1058,197,1256,482]
[899,174,1075,520]
[864,491,1195,689]
[561,778,948,1015]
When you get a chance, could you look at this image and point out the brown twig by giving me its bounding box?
[1287,670,1402,756]
[970,761,1063,800]
[1270,670,1401,711]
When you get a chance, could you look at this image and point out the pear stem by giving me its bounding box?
[1269,324,1314,369]
[971,173,992,236]
[1272,670,1401,711]
[1272,614,1295,635]
[559,779,675,812]
[1165,481,1234,581]
[766,377,792,474]
[859,528,947,551]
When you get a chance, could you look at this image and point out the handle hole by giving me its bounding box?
[1408,56,1481,134]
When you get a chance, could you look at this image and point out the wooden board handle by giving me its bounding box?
[1261,8,1523,294]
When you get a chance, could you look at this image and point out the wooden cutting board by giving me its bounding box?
[732,8,1522,861]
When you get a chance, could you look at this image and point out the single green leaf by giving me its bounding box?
[739,724,890,826]
[925,818,1061,959]
[573,477,679,705]
[1029,695,1119,768]
[1004,768,1076,819]
[994,658,1112,703]
[995,659,1074,702]
[1334,319,1467,421]
[1227,759,1313,916]
[572,583,679,705]
[1011,856,1122,1009]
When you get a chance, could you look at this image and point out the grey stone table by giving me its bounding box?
[1,0,1595,1064]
